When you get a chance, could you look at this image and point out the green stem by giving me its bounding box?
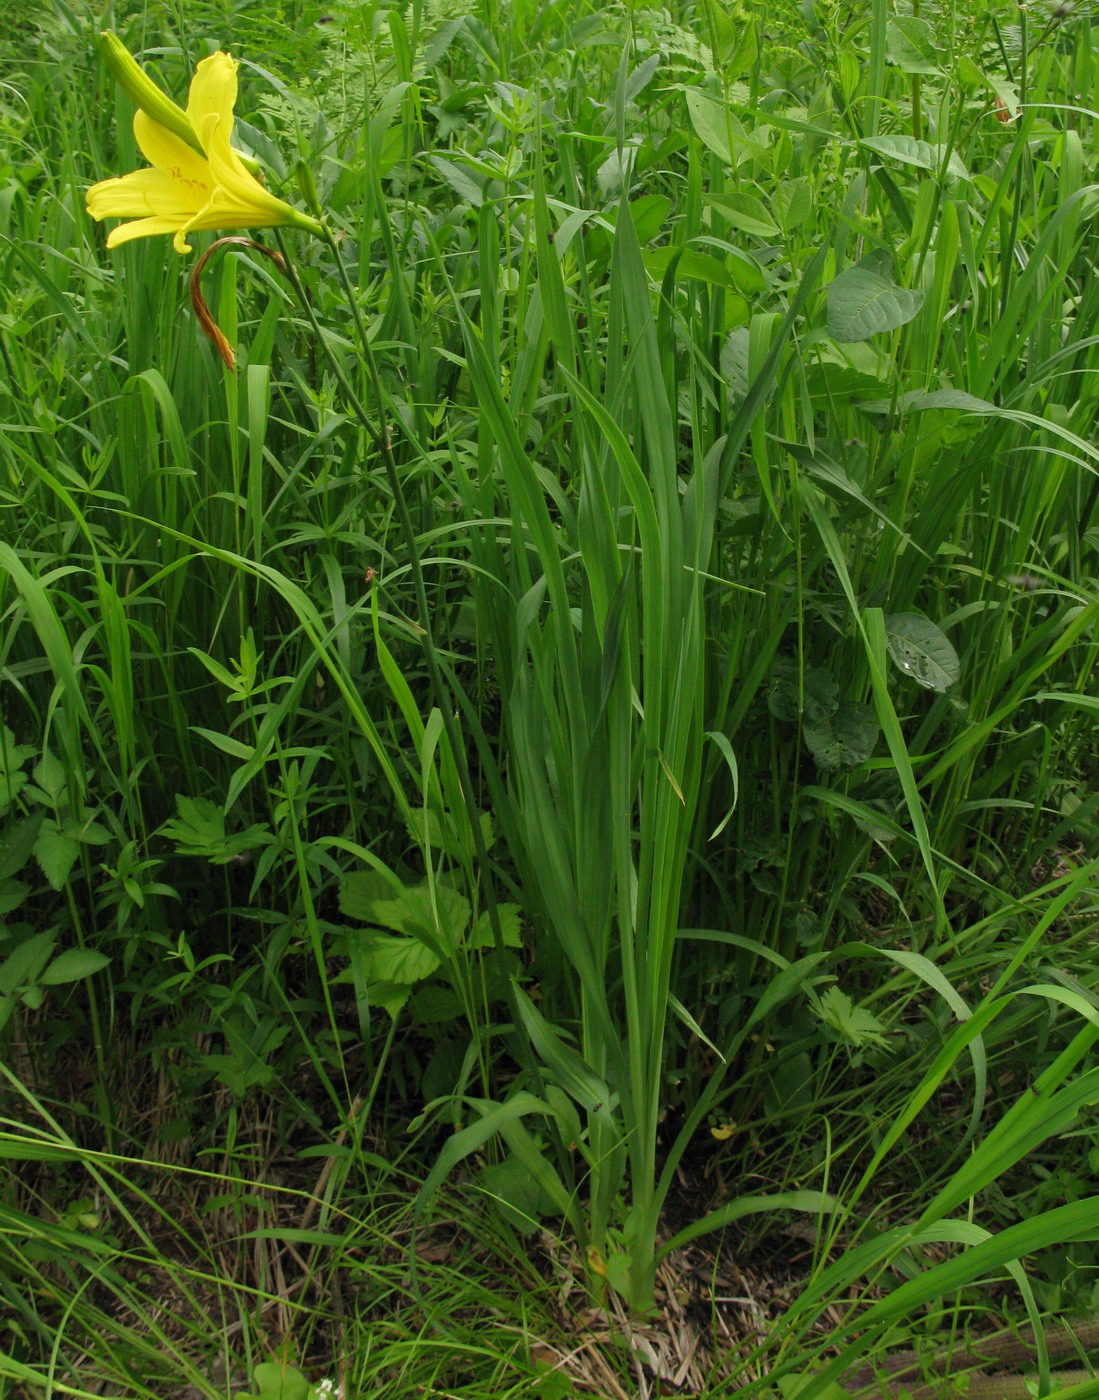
[272,228,513,1013]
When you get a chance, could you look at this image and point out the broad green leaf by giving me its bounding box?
[238,1361,311,1400]
[629,194,670,245]
[859,388,995,414]
[361,933,440,985]
[886,16,942,74]
[429,155,485,207]
[479,1151,562,1233]
[0,932,55,995]
[772,177,812,232]
[804,702,878,772]
[471,902,523,949]
[338,869,398,920]
[860,134,970,181]
[685,89,733,164]
[827,258,925,342]
[408,985,463,1023]
[643,246,740,290]
[368,979,411,1020]
[0,879,29,916]
[885,613,960,692]
[33,818,80,890]
[31,748,67,805]
[356,882,469,960]
[39,949,110,985]
[705,191,780,239]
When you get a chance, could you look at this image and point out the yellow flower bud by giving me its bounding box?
[99,32,203,158]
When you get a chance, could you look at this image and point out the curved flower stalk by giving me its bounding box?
[87,44,322,254]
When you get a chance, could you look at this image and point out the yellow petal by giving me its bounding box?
[186,52,238,149]
[87,166,198,220]
[133,111,212,194]
[200,111,308,225]
[104,216,191,250]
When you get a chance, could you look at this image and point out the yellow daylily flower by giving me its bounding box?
[87,50,323,254]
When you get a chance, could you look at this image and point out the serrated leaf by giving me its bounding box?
[75,821,111,845]
[471,902,523,950]
[0,727,34,817]
[368,979,412,1020]
[338,869,397,921]
[0,812,43,881]
[0,931,55,995]
[827,262,925,342]
[161,794,271,863]
[408,984,463,1023]
[362,933,440,984]
[33,819,80,890]
[816,986,890,1049]
[804,703,879,772]
[356,882,469,961]
[885,613,960,692]
[406,806,495,861]
[160,795,225,851]
[32,749,67,805]
[39,949,111,985]
[0,879,28,916]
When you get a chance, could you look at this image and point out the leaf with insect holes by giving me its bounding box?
[804,703,879,772]
[886,613,960,692]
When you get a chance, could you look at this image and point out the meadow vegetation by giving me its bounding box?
[2,0,1099,1394]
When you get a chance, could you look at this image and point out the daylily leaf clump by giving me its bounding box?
[87,38,322,254]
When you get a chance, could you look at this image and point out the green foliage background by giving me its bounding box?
[3,0,1099,1392]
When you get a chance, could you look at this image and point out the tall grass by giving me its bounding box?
[3,0,1099,1388]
